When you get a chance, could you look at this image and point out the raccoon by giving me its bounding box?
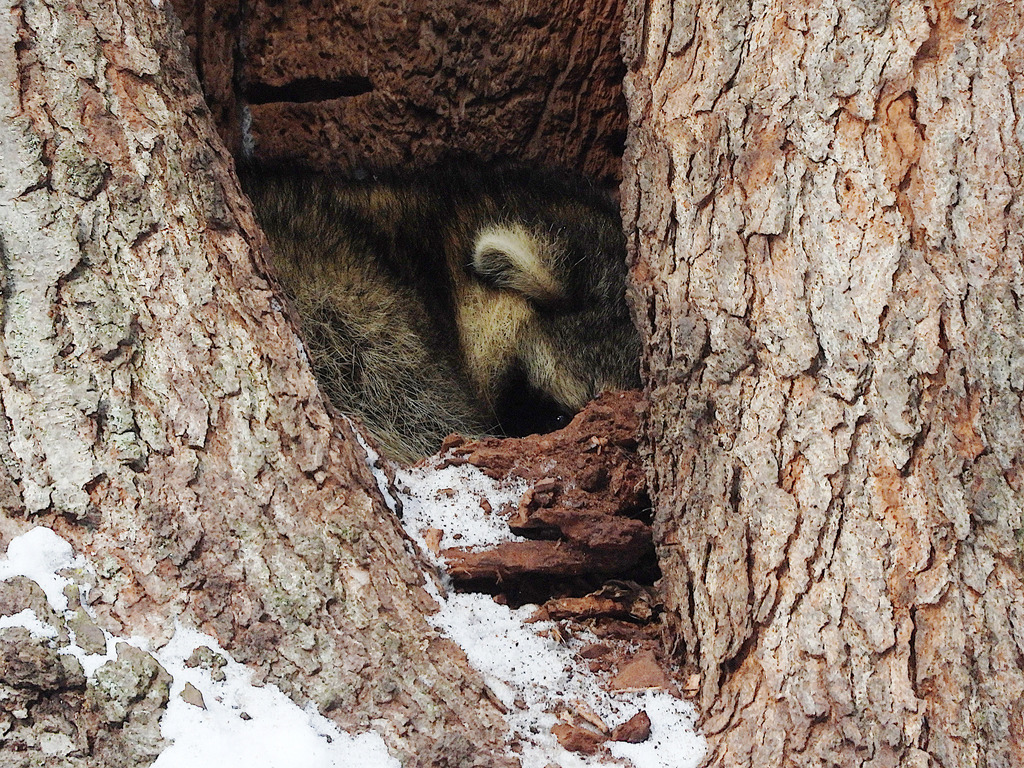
[240,161,640,463]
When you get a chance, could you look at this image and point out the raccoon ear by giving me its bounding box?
[471,224,564,304]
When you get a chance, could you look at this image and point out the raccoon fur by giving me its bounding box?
[240,161,640,463]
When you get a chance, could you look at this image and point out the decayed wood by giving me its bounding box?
[170,0,628,185]
[439,391,654,582]
[0,1,513,765]
[622,0,1024,765]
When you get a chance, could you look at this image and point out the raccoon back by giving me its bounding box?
[241,168,493,462]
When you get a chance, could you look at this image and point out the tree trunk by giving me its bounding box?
[0,1,511,765]
[622,0,1024,765]
[170,0,628,186]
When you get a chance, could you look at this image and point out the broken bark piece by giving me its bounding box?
[533,477,559,493]
[517,509,651,552]
[609,649,678,694]
[443,538,650,580]
[422,528,444,555]
[551,723,607,755]
[611,710,652,743]
[180,682,207,709]
[439,433,467,452]
[578,464,609,492]
[531,582,657,623]
[444,541,623,580]
[579,643,613,659]
[683,674,701,696]
[572,700,610,734]
[440,391,653,584]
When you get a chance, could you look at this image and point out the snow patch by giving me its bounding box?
[0,526,79,610]
[397,460,530,553]
[386,455,707,768]
[152,624,399,768]
[0,528,398,768]
[0,608,59,639]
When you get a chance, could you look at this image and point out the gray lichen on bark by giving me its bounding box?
[0,576,172,767]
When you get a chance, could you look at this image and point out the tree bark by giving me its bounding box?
[0,1,512,765]
[170,0,628,185]
[622,0,1024,766]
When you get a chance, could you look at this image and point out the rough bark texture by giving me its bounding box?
[438,391,654,583]
[0,1,513,765]
[170,0,627,185]
[623,0,1024,766]
[1,577,172,767]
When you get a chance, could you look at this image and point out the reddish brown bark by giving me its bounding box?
[171,0,628,185]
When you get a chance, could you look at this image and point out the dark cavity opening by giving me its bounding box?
[494,365,574,438]
[245,76,373,105]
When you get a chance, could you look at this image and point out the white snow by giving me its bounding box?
[0,448,706,768]
[0,526,79,610]
[151,625,399,768]
[395,457,707,768]
[396,459,530,552]
[0,608,59,639]
[0,528,398,768]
